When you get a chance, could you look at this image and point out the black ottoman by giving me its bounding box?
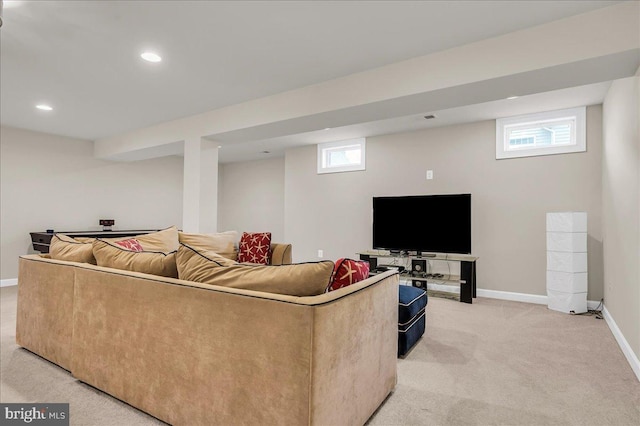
[398,285,427,357]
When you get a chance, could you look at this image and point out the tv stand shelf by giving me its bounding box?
[358,251,478,304]
[402,273,462,284]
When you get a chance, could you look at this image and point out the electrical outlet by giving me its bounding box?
[426,170,433,180]
[317,249,324,258]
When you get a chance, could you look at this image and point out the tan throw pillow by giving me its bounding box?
[178,230,238,260]
[93,239,178,278]
[75,237,97,243]
[49,234,96,264]
[176,244,333,297]
[131,226,179,252]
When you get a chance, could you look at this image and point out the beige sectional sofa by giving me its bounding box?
[16,251,398,425]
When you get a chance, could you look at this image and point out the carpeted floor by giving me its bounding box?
[1,285,639,425]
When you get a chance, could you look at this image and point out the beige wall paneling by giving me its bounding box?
[0,126,183,280]
[602,75,640,366]
[284,106,603,300]
[218,157,285,242]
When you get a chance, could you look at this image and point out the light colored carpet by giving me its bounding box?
[2,285,639,425]
[369,296,640,425]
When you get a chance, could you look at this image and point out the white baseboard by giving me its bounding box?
[0,278,17,288]
[477,288,547,305]
[400,281,602,310]
[602,305,640,382]
[477,288,600,310]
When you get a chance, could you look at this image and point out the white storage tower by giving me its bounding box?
[546,212,588,314]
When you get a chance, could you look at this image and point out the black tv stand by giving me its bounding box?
[357,251,477,304]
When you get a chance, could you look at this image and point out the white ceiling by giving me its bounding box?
[0,0,623,156]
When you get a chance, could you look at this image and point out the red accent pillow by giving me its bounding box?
[238,232,272,265]
[115,238,144,252]
[328,258,370,292]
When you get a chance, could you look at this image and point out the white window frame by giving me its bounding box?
[317,138,366,174]
[496,107,586,159]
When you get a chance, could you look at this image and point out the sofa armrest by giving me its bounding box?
[310,272,398,424]
[270,243,292,265]
[16,256,74,370]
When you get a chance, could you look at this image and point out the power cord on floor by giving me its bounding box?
[569,298,603,319]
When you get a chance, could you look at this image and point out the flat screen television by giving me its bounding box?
[372,194,471,254]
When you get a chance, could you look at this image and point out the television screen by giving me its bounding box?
[372,194,471,254]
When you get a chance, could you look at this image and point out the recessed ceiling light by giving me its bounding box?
[324,128,331,131]
[36,104,53,111]
[217,145,222,149]
[506,96,519,100]
[140,52,162,63]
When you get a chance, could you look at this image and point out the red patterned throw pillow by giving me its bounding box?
[237,232,272,265]
[115,238,144,252]
[328,258,370,292]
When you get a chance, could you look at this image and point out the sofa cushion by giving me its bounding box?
[74,237,97,243]
[133,226,179,252]
[93,239,178,278]
[270,243,292,266]
[178,231,238,260]
[115,238,144,252]
[49,234,96,264]
[237,232,272,264]
[176,244,333,296]
[328,258,370,292]
[100,226,179,252]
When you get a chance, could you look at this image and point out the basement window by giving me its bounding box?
[317,138,366,174]
[496,107,586,159]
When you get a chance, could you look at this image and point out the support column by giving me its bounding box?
[182,137,219,233]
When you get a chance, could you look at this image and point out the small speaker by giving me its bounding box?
[412,280,425,289]
[412,259,427,275]
[360,255,377,270]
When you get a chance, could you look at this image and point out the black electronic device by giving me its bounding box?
[412,259,427,275]
[412,280,426,289]
[372,194,471,254]
[99,219,115,231]
[376,264,405,273]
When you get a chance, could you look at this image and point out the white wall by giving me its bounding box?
[284,106,604,299]
[218,157,285,242]
[0,126,184,280]
[602,75,640,362]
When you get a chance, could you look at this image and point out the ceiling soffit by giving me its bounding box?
[210,49,640,145]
